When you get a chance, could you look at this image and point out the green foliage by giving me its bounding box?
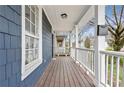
[106,47,113,51]
[84,37,91,48]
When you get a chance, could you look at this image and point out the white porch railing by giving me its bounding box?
[70,47,75,59]
[70,47,124,87]
[100,50,124,87]
[54,47,70,56]
[70,47,95,75]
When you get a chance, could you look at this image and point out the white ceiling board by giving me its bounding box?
[43,5,90,32]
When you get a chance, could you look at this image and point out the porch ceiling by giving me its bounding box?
[43,5,90,32]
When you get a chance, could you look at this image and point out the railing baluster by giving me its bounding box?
[86,51,88,67]
[105,55,108,85]
[116,56,120,87]
[93,52,95,73]
[110,56,114,87]
[100,53,102,83]
[122,57,124,86]
[91,52,93,71]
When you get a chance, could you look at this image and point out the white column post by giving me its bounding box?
[53,32,57,57]
[75,25,79,62]
[69,31,72,57]
[94,5,106,86]
[63,38,66,53]
[70,32,72,48]
[75,25,79,48]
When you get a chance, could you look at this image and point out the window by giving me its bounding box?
[22,5,42,80]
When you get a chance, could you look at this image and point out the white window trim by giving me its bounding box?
[21,5,42,80]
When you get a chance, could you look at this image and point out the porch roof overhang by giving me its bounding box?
[43,5,90,32]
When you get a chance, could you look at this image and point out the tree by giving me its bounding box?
[106,5,124,51]
[84,36,91,48]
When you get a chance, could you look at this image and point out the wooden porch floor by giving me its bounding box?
[35,56,95,87]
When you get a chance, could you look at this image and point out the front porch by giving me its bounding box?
[35,56,95,87]
[0,5,124,87]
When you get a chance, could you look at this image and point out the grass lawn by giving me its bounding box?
[108,63,123,86]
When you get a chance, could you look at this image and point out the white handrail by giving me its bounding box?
[100,50,124,57]
[70,47,94,52]
[76,47,95,52]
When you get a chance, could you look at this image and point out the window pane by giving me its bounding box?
[25,36,30,49]
[25,19,30,32]
[31,5,35,13]
[35,6,39,15]
[30,37,34,49]
[25,6,30,20]
[35,14,39,36]
[31,11,35,24]
[35,27,39,36]
[35,49,38,59]
[31,23,35,35]
[29,50,33,61]
[34,39,39,48]
[36,15,39,26]
[33,50,36,60]
[36,39,39,48]
[25,50,30,65]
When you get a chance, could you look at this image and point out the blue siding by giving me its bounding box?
[0,33,4,48]
[0,50,6,66]
[5,34,11,49]
[0,5,50,87]
[42,10,53,64]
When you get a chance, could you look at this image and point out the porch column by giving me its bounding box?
[75,25,79,48]
[94,5,106,86]
[63,38,66,53]
[53,32,57,57]
[70,32,72,48]
[75,25,79,62]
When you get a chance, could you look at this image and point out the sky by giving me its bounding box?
[105,5,122,18]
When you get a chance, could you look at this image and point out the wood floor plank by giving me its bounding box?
[71,61,85,87]
[63,57,70,87]
[70,57,93,87]
[49,61,58,87]
[73,61,91,87]
[54,59,61,87]
[78,65,95,87]
[38,61,55,87]
[65,57,76,87]
[67,58,80,87]
[35,56,95,87]
[35,61,53,87]
[59,58,65,87]
[44,60,57,87]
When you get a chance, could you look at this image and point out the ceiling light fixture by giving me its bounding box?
[61,13,68,19]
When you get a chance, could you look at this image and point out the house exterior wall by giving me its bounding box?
[0,5,50,87]
[42,9,53,64]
